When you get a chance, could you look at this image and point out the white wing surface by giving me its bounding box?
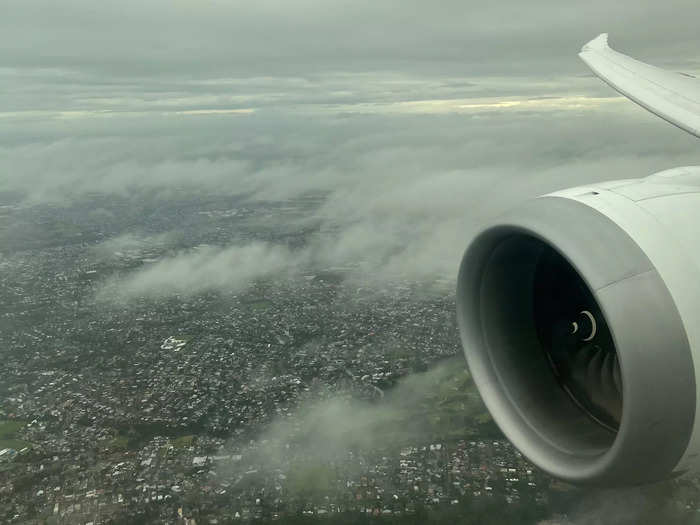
[579,34,700,138]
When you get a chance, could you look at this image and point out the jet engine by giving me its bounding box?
[456,167,700,486]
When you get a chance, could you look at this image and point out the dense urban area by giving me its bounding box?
[2,191,700,524]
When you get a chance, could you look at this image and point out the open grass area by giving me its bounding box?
[245,299,273,311]
[173,435,195,448]
[109,435,130,451]
[285,462,336,499]
[0,420,31,450]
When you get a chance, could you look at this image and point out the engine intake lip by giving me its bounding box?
[456,196,695,486]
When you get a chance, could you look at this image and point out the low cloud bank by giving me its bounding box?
[216,358,486,477]
[97,242,307,301]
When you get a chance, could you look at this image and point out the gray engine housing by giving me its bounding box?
[456,166,700,486]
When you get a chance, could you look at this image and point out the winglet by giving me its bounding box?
[580,33,609,54]
[579,34,700,138]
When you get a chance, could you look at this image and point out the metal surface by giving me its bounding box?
[579,34,700,138]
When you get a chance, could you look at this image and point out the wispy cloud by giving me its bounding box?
[217,358,481,474]
[97,242,307,301]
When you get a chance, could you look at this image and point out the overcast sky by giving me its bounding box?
[4,0,700,116]
[3,0,700,293]
[3,0,700,77]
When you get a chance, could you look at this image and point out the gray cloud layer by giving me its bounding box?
[3,1,700,121]
[84,105,699,298]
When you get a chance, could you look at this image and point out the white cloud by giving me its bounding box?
[98,242,307,301]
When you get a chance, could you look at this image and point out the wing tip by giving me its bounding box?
[581,33,610,54]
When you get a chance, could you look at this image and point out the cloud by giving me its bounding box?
[217,358,484,475]
[49,98,695,298]
[2,0,699,79]
[91,232,178,261]
[3,1,700,292]
[560,482,696,525]
[98,242,307,301]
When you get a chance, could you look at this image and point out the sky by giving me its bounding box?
[3,0,700,294]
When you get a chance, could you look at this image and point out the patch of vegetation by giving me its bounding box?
[173,435,195,448]
[242,298,273,311]
[105,419,207,450]
[0,420,31,450]
[285,462,336,500]
[109,435,130,451]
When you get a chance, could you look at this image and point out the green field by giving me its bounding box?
[109,435,130,451]
[245,299,273,311]
[173,435,195,448]
[0,420,31,450]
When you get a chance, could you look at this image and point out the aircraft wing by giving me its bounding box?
[579,33,700,138]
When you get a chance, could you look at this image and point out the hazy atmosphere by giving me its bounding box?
[4,1,700,291]
[2,1,700,524]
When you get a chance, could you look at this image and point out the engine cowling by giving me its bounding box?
[456,166,700,486]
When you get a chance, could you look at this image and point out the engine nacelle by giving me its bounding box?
[457,166,700,486]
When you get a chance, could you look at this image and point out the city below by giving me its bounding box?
[1,191,698,524]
